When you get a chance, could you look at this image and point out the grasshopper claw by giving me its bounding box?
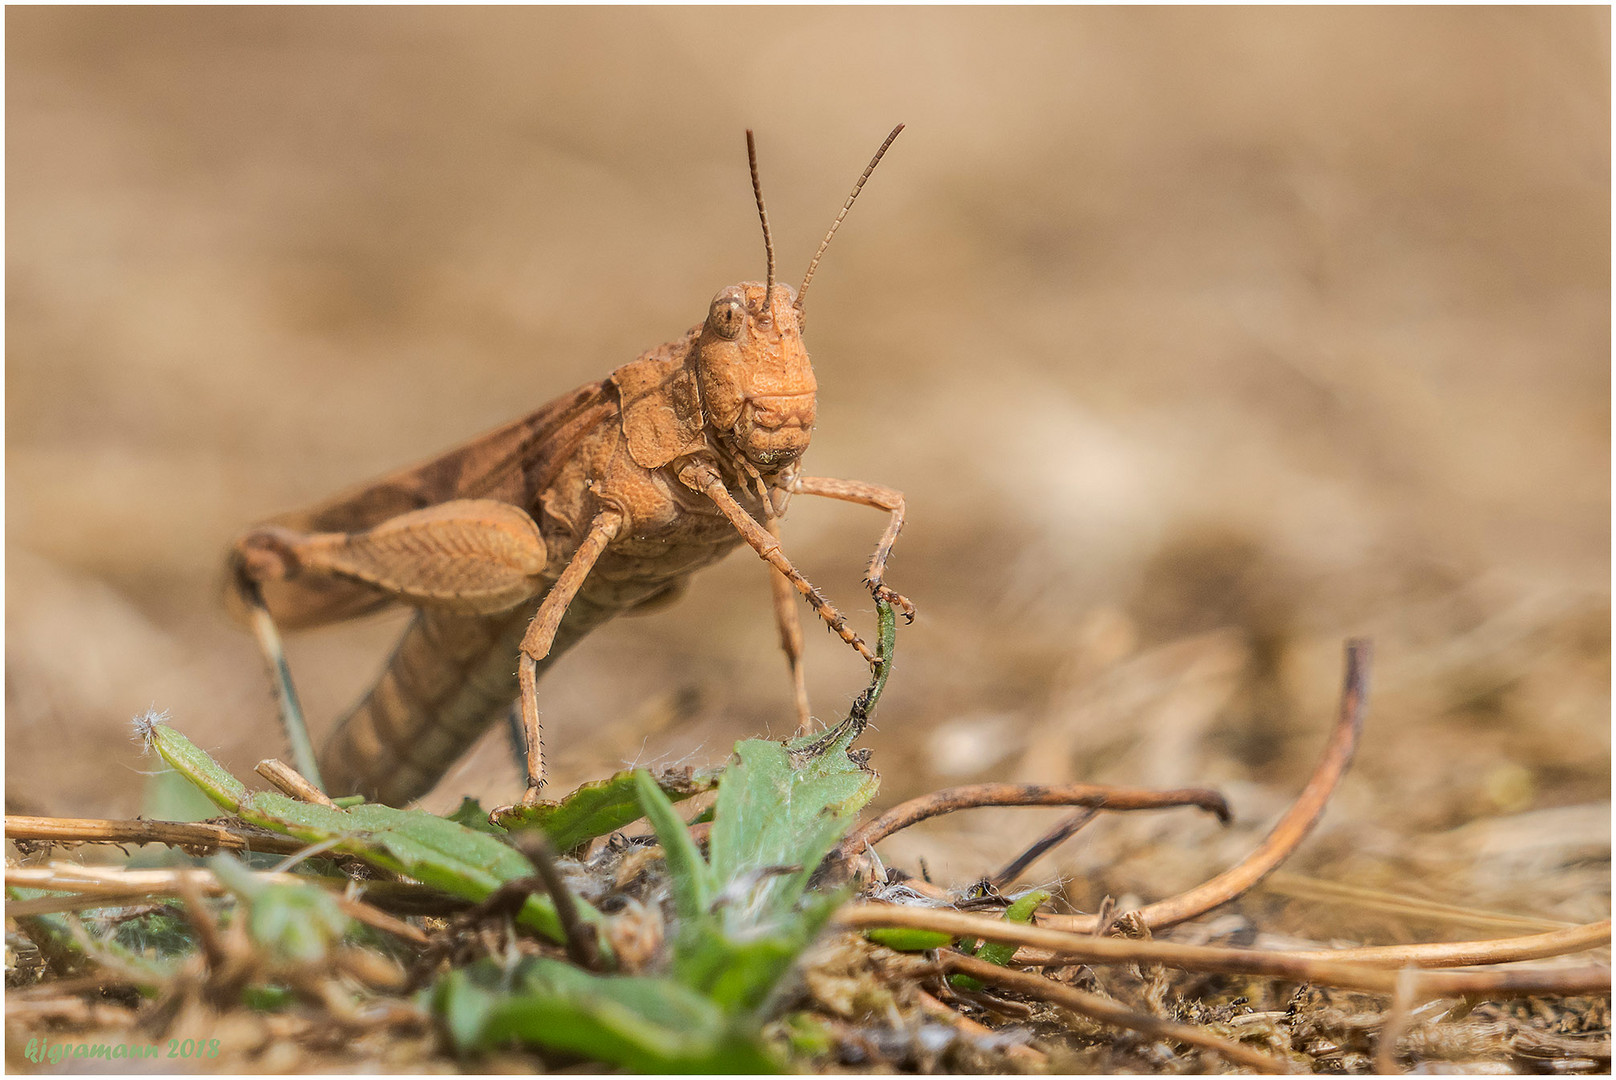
[868,582,916,623]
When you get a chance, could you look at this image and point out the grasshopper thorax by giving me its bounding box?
[696,280,816,474]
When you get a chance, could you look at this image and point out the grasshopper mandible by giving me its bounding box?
[228,126,912,809]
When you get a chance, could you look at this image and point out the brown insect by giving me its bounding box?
[228,126,912,809]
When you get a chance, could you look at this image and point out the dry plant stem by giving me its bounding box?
[512,832,599,970]
[1375,967,1420,1075]
[1043,638,1373,935]
[173,872,229,970]
[1262,871,1576,934]
[5,814,307,856]
[8,892,178,917]
[336,897,430,947]
[914,988,1048,1065]
[255,758,341,807]
[9,972,144,1000]
[839,784,1229,863]
[4,865,428,946]
[989,807,1100,889]
[938,953,1296,1074]
[1277,918,1612,967]
[840,905,1613,997]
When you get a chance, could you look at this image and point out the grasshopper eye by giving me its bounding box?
[708,295,746,340]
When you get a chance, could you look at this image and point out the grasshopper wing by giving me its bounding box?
[232,381,615,629]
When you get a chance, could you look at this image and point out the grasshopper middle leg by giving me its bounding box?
[516,507,625,806]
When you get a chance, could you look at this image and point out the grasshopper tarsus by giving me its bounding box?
[231,127,911,806]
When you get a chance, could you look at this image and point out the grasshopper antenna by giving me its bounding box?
[746,129,775,318]
[797,123,904,313]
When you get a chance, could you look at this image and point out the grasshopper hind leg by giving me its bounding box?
[234,576,325,791]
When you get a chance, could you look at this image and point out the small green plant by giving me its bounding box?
[127,598,900,1071]
[436,600,898,1070]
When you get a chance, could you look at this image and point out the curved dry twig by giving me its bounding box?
[988,807,1100,889]
[1043,638,1372,934]
[937,953,1297,1074]
[839,904,1612,998]
[838,783,1229,865]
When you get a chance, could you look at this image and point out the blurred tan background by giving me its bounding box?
[8,9,1608,929]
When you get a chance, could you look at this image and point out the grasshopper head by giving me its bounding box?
[696,281,816,473]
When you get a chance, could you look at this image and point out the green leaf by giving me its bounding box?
[446,797,507,836]
[865,926,957,951]
[657,597,896,1009]
[771,1011,835,1059]
[633,770,712,922]
[210,855,349,964]
[949,888,1051,990]
[707,737,879,934]
[141,764,222,825]
[146,720,601,951]
[434,958,780,1073]
[143,717,250,810]
[494,768,718,851]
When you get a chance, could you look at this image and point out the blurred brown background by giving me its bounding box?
[7,9,1608,929]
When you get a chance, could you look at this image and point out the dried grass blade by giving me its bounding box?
[1262,871,1577,935]
[5,814,306,856]
[842,904,1612,996]
[937,952,1297,1073]
[1279,918,1610,968]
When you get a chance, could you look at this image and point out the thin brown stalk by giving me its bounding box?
[839,783,1228,864]
[173,871,229,969]
[840,904,1612,997]
[5,997,130,1026]
[8,864,268,896]
[1043,638,1372,934]
[1262,871,1575,935]
[5,864,429,946]
[914,988,1048,1065]
[256,758,341,808]
[512,832,600,970]
[1278,918,1611,968]
[5,814,306,856]
[336,896,431,947]
[989,807,1100,889]
[9,972,141,1000]
[1375,967,1419,1074]
[938,952,1297,1074]
[8,891,182,917]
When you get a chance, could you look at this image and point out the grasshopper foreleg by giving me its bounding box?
[678,461,877,666]
[792,475,914,622]
[516,507,625,806]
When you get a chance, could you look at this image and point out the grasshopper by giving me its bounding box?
[228,126,912,808]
